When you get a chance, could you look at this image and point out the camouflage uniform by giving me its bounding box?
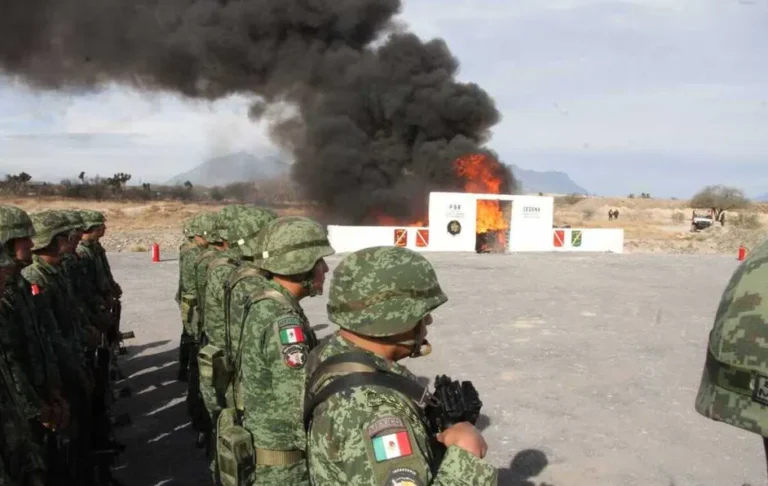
[188,212,230,444]
[215,216,334,486]
[0,205,67,432]
[198,208,276,427]
[305,246,498,485]
[694,237,768,473]
[176,213,209,381]
[76,211,114,337]
[0,248,46,486]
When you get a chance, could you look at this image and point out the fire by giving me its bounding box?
[370,210,425,227]
[453,153,509,252]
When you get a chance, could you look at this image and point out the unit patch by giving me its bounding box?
[384,468,422,486]
[752,374,768,406]
[367,416,406,438]
[30,284,41,296]
[371,430,412,462]
[282,344,307,369]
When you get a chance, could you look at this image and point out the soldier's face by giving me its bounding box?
[12,238,32,264]
[311,258,329,295]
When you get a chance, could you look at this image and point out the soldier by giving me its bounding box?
[304,246,498,485]
[176,212,210,382]
[215,216,334,486]
[22,210,94,485]
[694,236,768,477]
[0,205,70,448]
[196,207,276,476]
[0,246,47,486]
[188,211,230,447]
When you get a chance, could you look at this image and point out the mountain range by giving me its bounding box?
[166,153,590,195]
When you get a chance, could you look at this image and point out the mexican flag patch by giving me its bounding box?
[372,431,412,462]
[279,327,305,345]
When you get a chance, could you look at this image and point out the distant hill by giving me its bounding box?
[509,164,588,195]
[167,152,588,195]
[166,152,290,186]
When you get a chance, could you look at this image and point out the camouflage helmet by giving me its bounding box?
[0,205,36,245]
[695,236,768,436]
[229,207,278,249]
[217,205,251,241]
[327,246,448,337]
[200,212,227,243]
[79,209,106,231]
[30,210,71,251]
[61,210,85,233]
[250,216,335,275]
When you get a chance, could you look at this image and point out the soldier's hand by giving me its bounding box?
[436,422,488,459]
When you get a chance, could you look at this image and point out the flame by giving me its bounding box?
[453,154,509,250]
[370,210,425,227]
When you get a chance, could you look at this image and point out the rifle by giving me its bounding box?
[424,374,483,464]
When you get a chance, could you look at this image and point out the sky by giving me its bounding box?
[1,0,766,198]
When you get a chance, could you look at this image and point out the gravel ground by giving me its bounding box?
[109,251,763,486]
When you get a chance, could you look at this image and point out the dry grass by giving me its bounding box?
[1,194,765,254]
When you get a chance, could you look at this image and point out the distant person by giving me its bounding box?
[615,209,620,220]
[719,212,725,227]
[608,209,615,221]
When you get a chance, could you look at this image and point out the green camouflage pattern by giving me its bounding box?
[306,334,498,485]
[78,209,105,231]
[198,249,242,421]
[327,246,448,337]
[22,257,89,392]
[60,210,86,234]
[0,205,36,245]
[29,210,70,252]
[249,216,335,275]
[695,236,768,436]
[200,212,227,244]
[227,208,277,249]
[76,240,116,333]
[1,272,62,411]
[229,268,318,485]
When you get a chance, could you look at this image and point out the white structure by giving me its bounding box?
[327,191,624,254]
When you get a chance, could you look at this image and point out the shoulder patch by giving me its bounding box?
[367,416,406,438]
[385,468,422,486]
[372,431,413,462]
[277,315,302,328]
[282,344,308,369]
[30,284,41,296]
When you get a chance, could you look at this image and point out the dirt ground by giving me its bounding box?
[110,250,764,486]
[1,195,766,255]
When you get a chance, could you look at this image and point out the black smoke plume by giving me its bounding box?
[0,0,517,223]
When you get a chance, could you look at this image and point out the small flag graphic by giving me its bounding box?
[372,431,412,462]
[279,327,305,344]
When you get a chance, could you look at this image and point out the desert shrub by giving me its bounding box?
[556,193,585,206]
[130,244,148,252]
[733,213,762,229]
[582,209,595,220]
[671,212,685,223]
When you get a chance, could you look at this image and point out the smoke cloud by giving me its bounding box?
[0,0,517,223]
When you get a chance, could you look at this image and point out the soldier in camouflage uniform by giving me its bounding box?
[176,212,210,382]
[694,237,768,477]
[197,207,276,476]
[22,210,94,485]
[188,211,231,447]
[0,205,70,447]
[304,246,498,485]
[217,216,334,486]
[76,210,117,341]
[0,247,46,486]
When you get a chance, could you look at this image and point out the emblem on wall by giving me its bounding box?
[447,220,461,235]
